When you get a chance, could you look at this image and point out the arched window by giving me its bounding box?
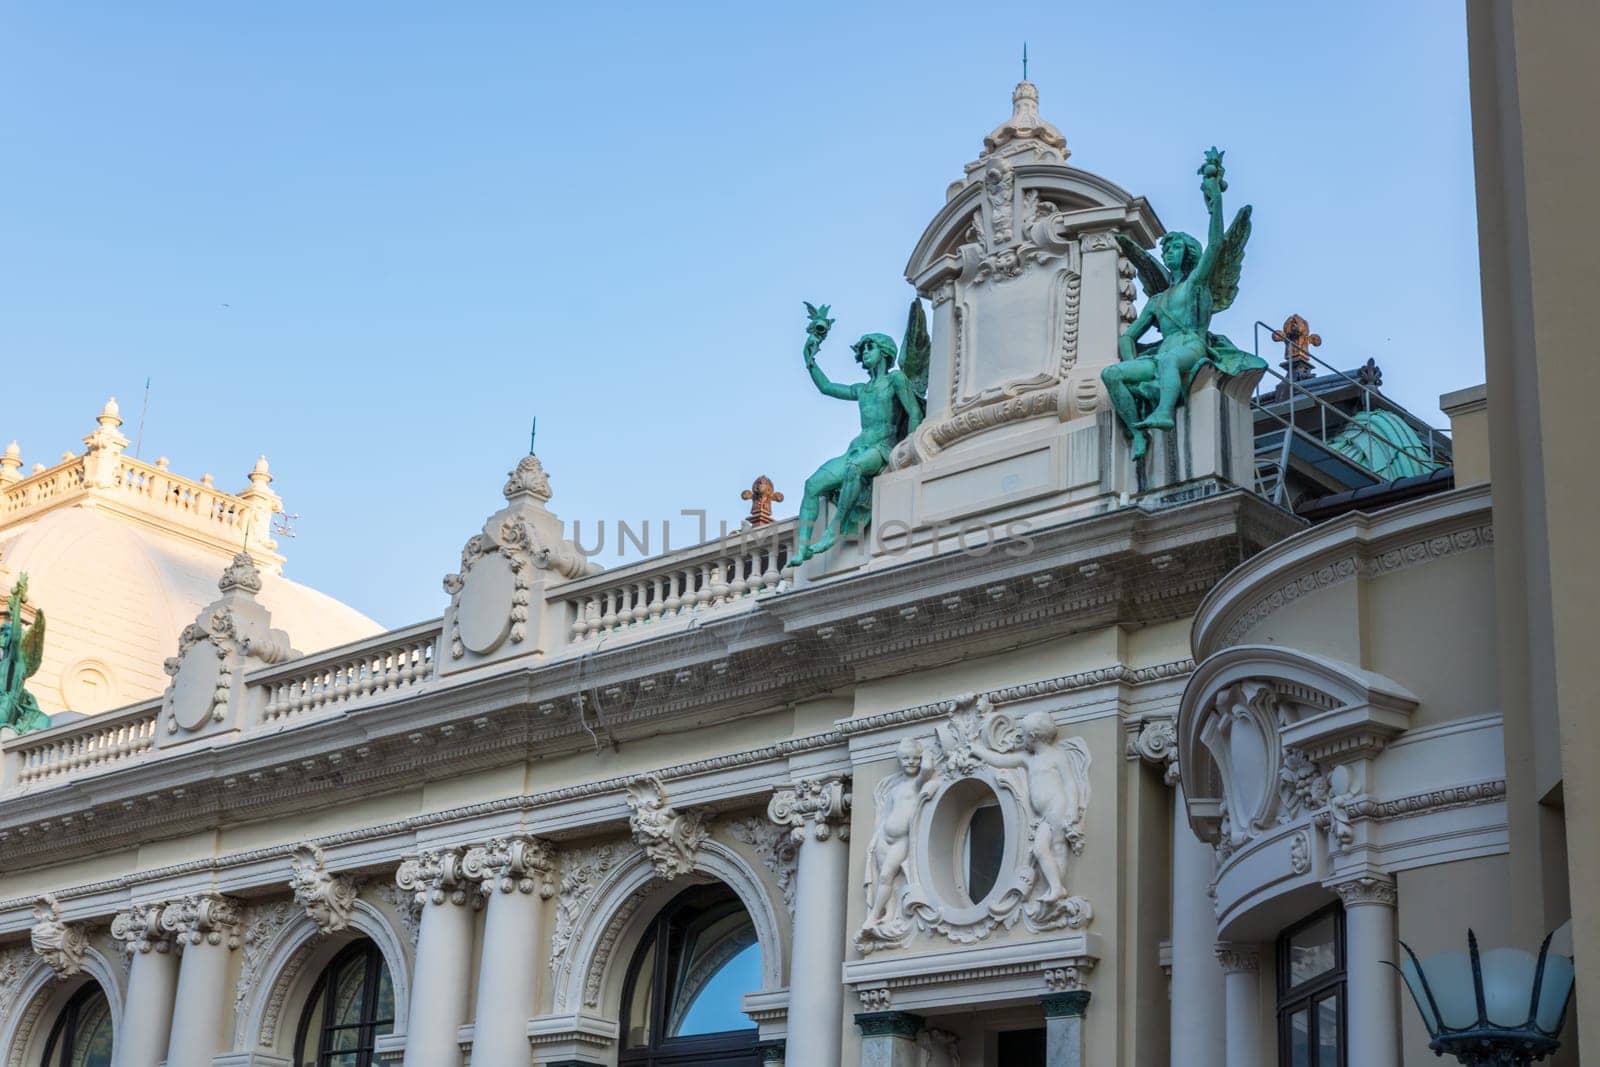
[38,983,112,1067]
[619,884,761,1067]
[293,940,395,1067]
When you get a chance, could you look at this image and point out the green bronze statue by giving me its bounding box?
[0,574,49,735]
[1102,147,1264,461]
[791,300,929,564]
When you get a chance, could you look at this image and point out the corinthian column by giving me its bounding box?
[110,904,178,1067]
[161,894,243,1067]
[1214,943,1262,1067]
[397,849,479,1066]
[769,775,851,1067]
[1333,874,1399,1067]
[464,836,554,1067]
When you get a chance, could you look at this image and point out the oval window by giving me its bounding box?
[962,799,1005,905]
[927,778,1010,910]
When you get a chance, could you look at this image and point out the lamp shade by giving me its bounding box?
[1394,930,1574,1065]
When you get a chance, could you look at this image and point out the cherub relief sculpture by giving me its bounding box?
[790,300,929,564]
[1102,147,1263,460]
[0,574,49,735]
[860,738,937,945]
[857,698,1093,953]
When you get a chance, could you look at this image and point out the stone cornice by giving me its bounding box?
[0,658,1193,930]
[0,483,1278,875]
[1194,484,1492,658]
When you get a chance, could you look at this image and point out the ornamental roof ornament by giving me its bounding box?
[967,79,1069,179]
[503,454,553,504]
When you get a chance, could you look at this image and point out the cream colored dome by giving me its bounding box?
[0,505,380,715]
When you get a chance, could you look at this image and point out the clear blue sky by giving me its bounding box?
[0,2,1482,627]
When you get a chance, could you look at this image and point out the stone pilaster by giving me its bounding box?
[464,836,554,1067]
[854,1010,924,1067]
[1214,943,1262,1067]
[161,894,244,1067]
[1333,873,1399,1067]
[112,903,179,1067]
[1041,990,1091,1067]
[769,775,851,1067]
[397,849,480,1066]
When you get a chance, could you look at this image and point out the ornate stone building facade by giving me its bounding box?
[0,14,1592,1063]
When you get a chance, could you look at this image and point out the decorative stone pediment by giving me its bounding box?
[1177,645,1417,856]
[441,452,593,668]
[29,895,88,977]
[160,553,294,744]
[856,696,1093,954]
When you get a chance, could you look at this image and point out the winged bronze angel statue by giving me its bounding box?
[0,574,49,734]
[790,299,929,564]
[1102,147,1266,461]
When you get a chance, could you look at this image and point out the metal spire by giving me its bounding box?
[529,416,537,455]
[1023,42,1028,82]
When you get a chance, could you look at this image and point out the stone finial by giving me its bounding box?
[741,476,784,527]
[248,455,272,488]
[218,551,263,595]
[503,454,553,504]
[979,80,1068,164]
[82,396,129,457]
[0,442,21,486]
[30,895,89,977]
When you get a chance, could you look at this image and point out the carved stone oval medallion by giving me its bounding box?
[456,554,515,654]
[171,650,222,731]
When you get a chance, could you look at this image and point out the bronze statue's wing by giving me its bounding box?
[1209,204,1253,313]
[1115,232,1170,297]
[899,298,931,399]
[20,610,43,679]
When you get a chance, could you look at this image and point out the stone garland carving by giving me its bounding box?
[258,948,308,1049]
[1278,747,1330,817]
[232,901,294,1046]
[0,945,30,1034]
[110,902,172,955]
[1319,763,1366,853]
[1130,718,1180,785]
[550,842,630,984]
[161,893,244,948]
[462,836,556,898]
[626,776,709,879]
[724,817,798,914]
[395,848,476,908]
[766,775,851,844]
[29,895,88,977]
[373,883,422,949]
[581,882,653,1010]
[918,1027,963,1067]
[289,844,360,933]
[856,699,1093,954]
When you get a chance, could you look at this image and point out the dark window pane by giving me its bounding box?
[668,912,758,1037]
[964,802,1005,905]
[1287,913,1338,988]
[1288,1006,1312,1067]
[624,938,656,1047]
[997,1027,1046,1067]
[1316,994,1340,1066]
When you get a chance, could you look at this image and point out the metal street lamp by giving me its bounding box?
[1394,929,1574,1066]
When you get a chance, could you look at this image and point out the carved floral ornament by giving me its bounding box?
[856,695,1094,954]
[1175,645,1417,863]
[462,835,556,898]
[160,893,245,949]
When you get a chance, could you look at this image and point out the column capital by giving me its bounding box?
[1130,718,1180,786]
[1041,990,1092,1018]
[160,893,244,949]
[396,847,478,907]
[111,902,175,955]
[768,774,852,843]
[1213,942,1260,974]
[853,1010,925,1038]
[1330,872,1397,908]
[461,835,556,897]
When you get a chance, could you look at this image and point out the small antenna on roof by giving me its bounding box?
[529,416,537,455]
[1022,42,1029,82]
[134,377,151,458]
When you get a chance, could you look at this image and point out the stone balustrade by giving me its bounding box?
[3,697,160,789]
[0,458,87,517]
[559,519,795,643]
[256,620,440,725]
[110,455,252,536]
